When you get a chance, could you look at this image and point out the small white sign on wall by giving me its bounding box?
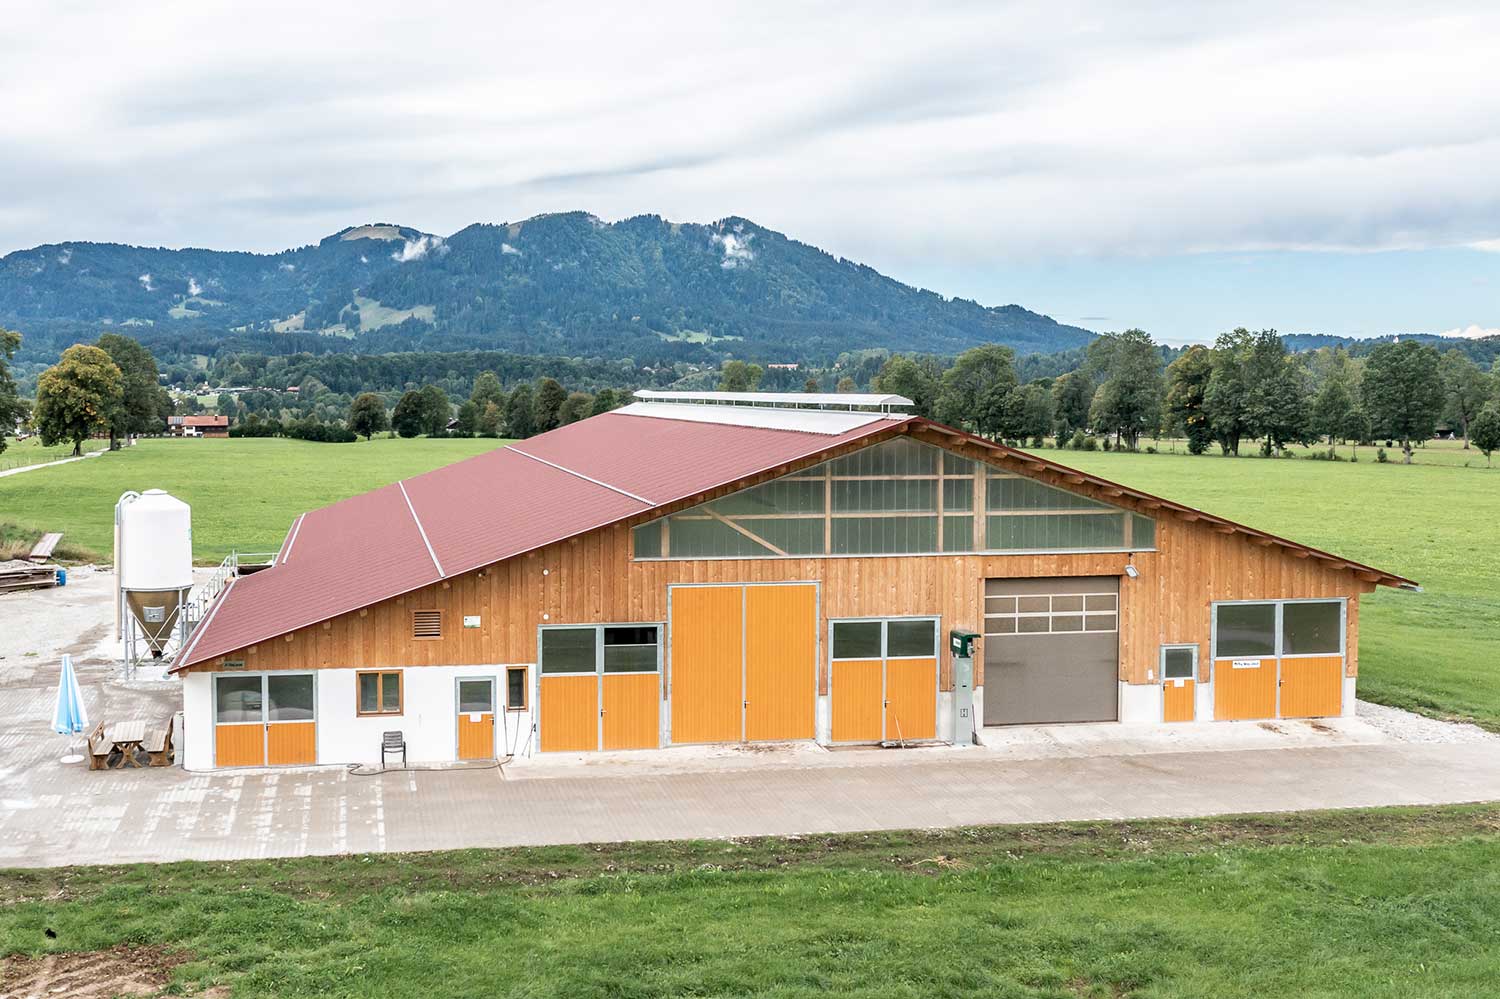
[463,615,481,629]
[1231,659,1261,669]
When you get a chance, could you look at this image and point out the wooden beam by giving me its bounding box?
[1211,524,1236,534]
[1250,537,1275,547]
[703,508,788,556]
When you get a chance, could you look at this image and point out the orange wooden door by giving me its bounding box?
[831,659,883,742]
[603,673,660,750]
[1213,659,1277,720]
[1163,679,1195,723]
[1279,656,1343,718]
[541,675,598,751]
[215,724,265,767]
[457,678,497,760]
[885,658,937,741]
[744,584,816,741]
[267,722,316,765]
[670,586,744,743]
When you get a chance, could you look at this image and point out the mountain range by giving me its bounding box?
[0,213,1095,365]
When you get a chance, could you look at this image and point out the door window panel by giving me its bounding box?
[216,675,262,722]
[886,619,936,658]
[1282,602,1342,655]
[267,674,314,721]
[832,621,883,659]
[458,679,493,713]
[1162,646,1196,680]
[541,628,597,674]
[1214,603,1277,658]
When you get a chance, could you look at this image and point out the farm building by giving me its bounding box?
[167,414,230,438]
[171,392,1414,770]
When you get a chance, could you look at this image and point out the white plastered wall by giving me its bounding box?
[185,665,537,771]
[1117,681,1160,724]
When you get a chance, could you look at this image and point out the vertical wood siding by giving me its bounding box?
[1213,659,1278,720]
[602,674,661,749]
[539,675,597,752]
[744,584,817,741]
[215,724,264,767]
[885,658,938,741]
[830,660,883,742]
[267,721,317,765]
[668,585,743,743]
[1279,656,1344,717]
[457,712,495,760]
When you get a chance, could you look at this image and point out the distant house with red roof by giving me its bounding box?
[167,414,230,438]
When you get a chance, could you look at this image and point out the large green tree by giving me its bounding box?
[872,354,940,418]
[533,377,567,433]
[1203,328,1254,455]
[1086,329,1162,450]
[1164,345,1213,454]
[469,371,506,412]
[718,360,764,392]
[1049,370,1093,440]
[0,327,23,456]
[1471,404,1500,467]
[1015,381,1055,441]
[935,344,1018,437]
[390,390,426,438]
[418,384,451,436]
[1310,377,1355,446]
[1362,340,1443,461]
[1242,331,1310,455]
[34,344,123,455]
[1439,349,1491,448]
[95,332,164,447]
[506,383,537,438]
[348,392,389,440]
[590,387,623,415]
[558,391,594,425]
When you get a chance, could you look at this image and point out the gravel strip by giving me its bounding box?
[1357,699,1499,744]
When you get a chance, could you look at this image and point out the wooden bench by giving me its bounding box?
[143,716,175,767]
[28,532,62,563]
[86,722,113,771]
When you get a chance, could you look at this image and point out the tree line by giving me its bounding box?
[867,329,1500,465]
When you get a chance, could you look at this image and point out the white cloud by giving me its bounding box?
[187,276,202,295]
[138,273,153,290]
[501,242,522,255]
[1441,324,1500,339]
[712,230,754,269]
[1470,239,1500,253]
[392,234,446,262]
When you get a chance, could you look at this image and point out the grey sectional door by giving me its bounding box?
[983,576,1120,725]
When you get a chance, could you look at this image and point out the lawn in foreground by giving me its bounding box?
[0,436,510,562]
[1027,447,1500,730]
[2,805,1497,998]
[0,436,110,473]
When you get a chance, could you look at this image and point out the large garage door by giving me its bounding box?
[983,577,1119,725]
[669,583,816,744]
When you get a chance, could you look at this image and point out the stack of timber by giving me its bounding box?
[0,559,58,593]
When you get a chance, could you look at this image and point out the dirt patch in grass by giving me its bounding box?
[0,944,189,998]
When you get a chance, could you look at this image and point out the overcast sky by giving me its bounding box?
[3,1,1497,342]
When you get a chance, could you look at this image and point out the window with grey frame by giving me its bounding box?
[632,437,1156,560]
[1211,600,1343,659]
[540,625,661,675]
[831,618,939,660]
[1160,645,1198,681]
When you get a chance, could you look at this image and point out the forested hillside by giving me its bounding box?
[0,214,1093,366]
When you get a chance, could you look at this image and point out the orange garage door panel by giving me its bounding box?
[670,586,744,744]
[267,722,316,765]
[215,724,264,767]
[1213,659,1277,721]
[745,584,817,741]
[541,675,598,752]
[831,660,883,742]
[884,658,937,742]
[1280,656,1343,718]
[603,673,660,750]
[1163,680,1195,723]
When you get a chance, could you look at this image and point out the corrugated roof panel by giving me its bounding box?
[615,401,899,435]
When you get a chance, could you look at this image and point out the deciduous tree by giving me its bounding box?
[719,360,764,392]
[418,384,451,436]
[34,344,123,456]
[1204,328,1254,455]
[347,392,389,440]
[391,390,426,438]
[1086,329,1162,450]
[1362,340,1443,462]
[506,383,536,439]
[0,327,23,456]
[533,377,567,432]
[872,355,940,417]
[1165,345,1213,454]
[96,333,164,446]
[558,391,594,425]
[936,344,1019,438]
[1050,370,1093,440]
[1439,349,1491,448]
[1471,404,1500,467]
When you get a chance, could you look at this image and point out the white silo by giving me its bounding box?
[115,490,194,661]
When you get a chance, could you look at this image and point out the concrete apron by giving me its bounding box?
[3,722,1500,868]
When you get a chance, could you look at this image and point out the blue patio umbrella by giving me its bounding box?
[52,654,90,736]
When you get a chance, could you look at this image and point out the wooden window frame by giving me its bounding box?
[356,670,404,716]
[412,609,444,641]
[506,665,529,710]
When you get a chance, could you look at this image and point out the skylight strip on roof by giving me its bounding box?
[278,512,306,565]
[399,480,446,578]
[507,445,656,505]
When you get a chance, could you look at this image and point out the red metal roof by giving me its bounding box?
[176,411,908,668]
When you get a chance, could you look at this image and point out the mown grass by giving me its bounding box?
[3,805,1498,998]
[0,436,110,473]
[0,436,510,562]
[1027,446,1500,730]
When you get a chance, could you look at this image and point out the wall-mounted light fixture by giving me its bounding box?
[1124,553,1139,579]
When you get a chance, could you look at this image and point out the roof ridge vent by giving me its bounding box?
[632,390,913,413]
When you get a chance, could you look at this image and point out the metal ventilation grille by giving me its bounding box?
[412,610,443,640]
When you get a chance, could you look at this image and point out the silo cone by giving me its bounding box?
[125,589,187,657]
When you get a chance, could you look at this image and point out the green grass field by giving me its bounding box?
[1132,435,1496,468]
[0,436,111,473]
[1028,446,1500,729]
[3,806,1498,997]
[0,437,509,563]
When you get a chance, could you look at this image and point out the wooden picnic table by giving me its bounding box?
[106,720,147,768]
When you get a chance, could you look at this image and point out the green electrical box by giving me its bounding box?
[949,629,980,659]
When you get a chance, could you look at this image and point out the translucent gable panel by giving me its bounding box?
[635,437,1154,559]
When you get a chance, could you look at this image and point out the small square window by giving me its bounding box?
[358,671,402,715]
[1162,646,1196,680]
